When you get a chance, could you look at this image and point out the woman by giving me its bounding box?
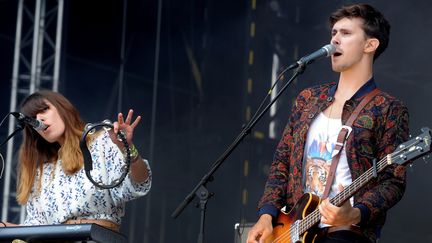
[0,90,151,231]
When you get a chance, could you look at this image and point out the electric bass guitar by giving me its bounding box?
[265,127,432,243]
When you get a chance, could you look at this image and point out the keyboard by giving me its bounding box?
[0,223,127,243]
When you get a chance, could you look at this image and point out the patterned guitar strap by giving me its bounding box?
[322,88,380,199]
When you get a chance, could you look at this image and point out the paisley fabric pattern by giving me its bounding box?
[23,131,152,225]
[258,81,409,242]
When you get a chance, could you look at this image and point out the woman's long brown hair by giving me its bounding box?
[17,91,85,204]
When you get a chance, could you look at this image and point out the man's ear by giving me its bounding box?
[365,38,380,54]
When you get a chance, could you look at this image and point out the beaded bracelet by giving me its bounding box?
[124,144,140,163]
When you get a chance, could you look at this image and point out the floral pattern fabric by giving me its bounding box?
[23,131,151,225]
[258,80,409,242]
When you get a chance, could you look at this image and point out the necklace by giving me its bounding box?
[325,103,334,144]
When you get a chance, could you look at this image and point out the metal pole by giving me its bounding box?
[35,0,46,90]
[117,0,127,113]
[30,0,42,93]
[2,0,24,222]
[53,0,64,92]
[144,0,163,241]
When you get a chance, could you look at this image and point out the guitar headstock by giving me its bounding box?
[390,127,432,165]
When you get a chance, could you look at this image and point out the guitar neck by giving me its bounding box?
[290,128,431,237]
[330,156,389,206]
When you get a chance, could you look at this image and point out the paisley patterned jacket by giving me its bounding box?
[258,79,409,242]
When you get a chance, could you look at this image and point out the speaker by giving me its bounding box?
[233,222,254,243]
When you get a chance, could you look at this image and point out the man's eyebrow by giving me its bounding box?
[332,27,350,33]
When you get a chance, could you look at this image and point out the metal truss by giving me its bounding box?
[1,0,64,223]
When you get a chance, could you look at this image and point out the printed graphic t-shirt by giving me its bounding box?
[302,112,352,200]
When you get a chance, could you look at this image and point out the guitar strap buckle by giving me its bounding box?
[332,126,352,157]
[341,125,353,140]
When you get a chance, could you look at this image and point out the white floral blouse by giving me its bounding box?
[23,131,152,225]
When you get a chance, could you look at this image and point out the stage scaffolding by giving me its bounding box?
[1,0,64,223]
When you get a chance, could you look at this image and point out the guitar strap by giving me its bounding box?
[322,88,380,199]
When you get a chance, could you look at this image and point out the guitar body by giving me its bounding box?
[262,128,432,243]
[265,193,321,243]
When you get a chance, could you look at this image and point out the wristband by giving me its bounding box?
[124,144,140,162]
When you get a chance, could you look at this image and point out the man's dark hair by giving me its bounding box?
[329,3,390,60]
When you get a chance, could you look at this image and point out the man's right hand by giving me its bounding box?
[246,214,273,243]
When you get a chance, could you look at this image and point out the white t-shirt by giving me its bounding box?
[302,112,352,200]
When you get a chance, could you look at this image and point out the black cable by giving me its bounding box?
[0,112,24,180]
[248,65,294,125]
[0,112,24,149]
[0,112,11,128]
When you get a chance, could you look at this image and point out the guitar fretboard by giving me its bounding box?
[297,140,418,234]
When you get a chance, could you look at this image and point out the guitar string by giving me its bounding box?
[276,139,421,243]
[271,138,422,243]
[272,156,389,243]
[299,138,421,232]
[272,154,389,243]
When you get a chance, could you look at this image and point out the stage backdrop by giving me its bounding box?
[0,0,431,242]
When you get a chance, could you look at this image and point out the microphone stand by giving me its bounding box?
[171,64,308,243]
[0,123,24,149]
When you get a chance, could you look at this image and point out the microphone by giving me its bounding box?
[11,112,47,131]
[288,44,336,70]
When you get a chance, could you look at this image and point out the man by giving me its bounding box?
[247,3,409,243]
